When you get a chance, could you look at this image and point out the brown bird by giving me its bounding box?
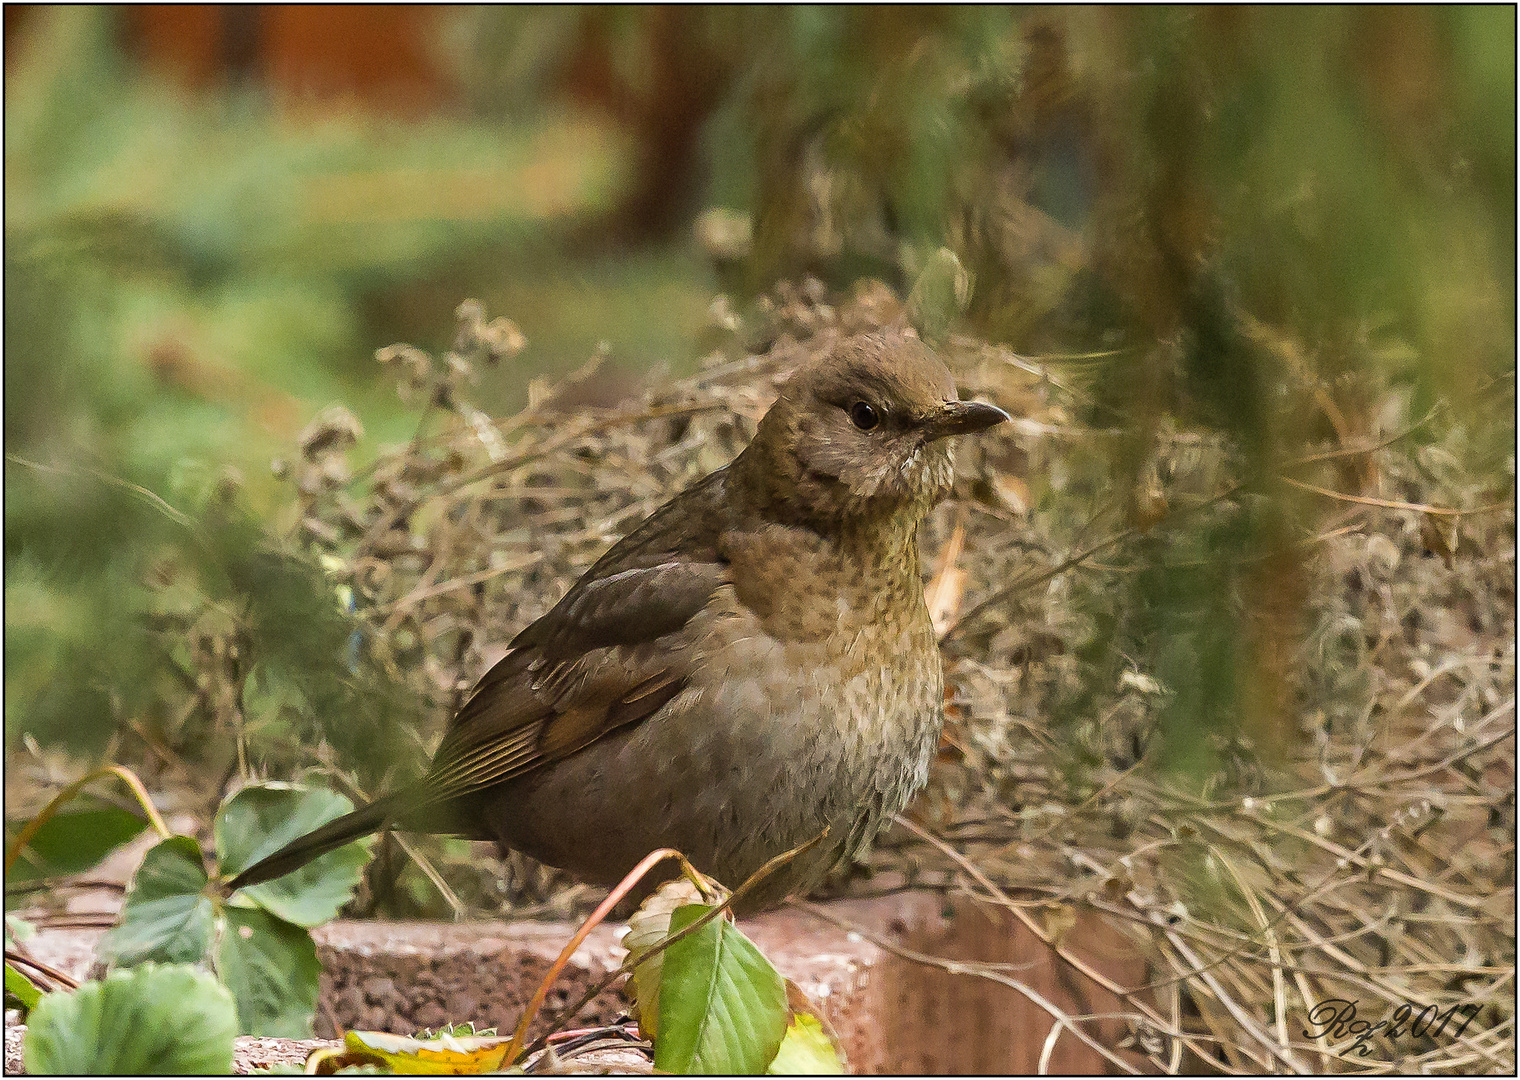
[227,329,1008,910]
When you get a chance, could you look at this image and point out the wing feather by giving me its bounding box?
[419,543,729,802]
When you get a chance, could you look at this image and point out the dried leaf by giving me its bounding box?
[1419,511,1457,568]
[622,878,709,1040]
[924,515,969,638]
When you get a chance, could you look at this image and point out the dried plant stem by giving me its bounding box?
[792,899,1153,1075]
[390,833,465,920]
[5,764,171,875]
[1281,476,1513,517]
[3,948,79,992]
[4,454,193,528]
[516,829,829,1062]
[1210,845,1296,1063]
[891,814,1235,1071]
[502,846,705,1066]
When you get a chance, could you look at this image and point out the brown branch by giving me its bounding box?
[1280,476,1513,517]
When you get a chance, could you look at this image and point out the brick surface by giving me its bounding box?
[7,892,1148,1074]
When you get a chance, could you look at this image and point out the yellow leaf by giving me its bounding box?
[767,1010,845,1074]
[321,1029,514,1075]
[1042,903,1078,947]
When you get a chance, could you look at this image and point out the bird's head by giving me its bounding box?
[736,330,1009,530]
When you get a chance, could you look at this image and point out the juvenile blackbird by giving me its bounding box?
[228,329,1008,910]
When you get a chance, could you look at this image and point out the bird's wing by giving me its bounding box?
[225,477,733,888]
[420,472,735,803]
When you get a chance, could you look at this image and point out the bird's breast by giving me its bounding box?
[687,576,943,823]
[487,542,944,902]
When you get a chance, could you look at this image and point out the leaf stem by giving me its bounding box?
[5,765,171,875]
[502,846,700,1066]
[516,828,829,1062]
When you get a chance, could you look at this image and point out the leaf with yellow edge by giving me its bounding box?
[622,877,711,1040]
[330,1029,516,1074]
[768,979,846,1074]
[767,1010,846,1074]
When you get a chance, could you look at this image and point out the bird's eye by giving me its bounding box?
[849,401,880,431]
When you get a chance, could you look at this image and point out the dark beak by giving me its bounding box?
[922,399,1010,441]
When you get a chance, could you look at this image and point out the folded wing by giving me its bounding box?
[420,556,728,800]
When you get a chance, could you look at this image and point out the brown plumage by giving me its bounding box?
[227,329,1008,911]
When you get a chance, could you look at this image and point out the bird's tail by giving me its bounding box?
[224,792,409,892]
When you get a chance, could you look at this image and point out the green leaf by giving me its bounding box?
[216,905,321,1037]
[97,835,214,968]
[216,782,375,927]
[5,961,42,1013]
[426,1022,497,1038]
[624,879,710,1040]
[5,802,150,883]
[654,905,789,1075]
[906,246,973,343]
[767,1011,845,1074]
[23,962,237,1074]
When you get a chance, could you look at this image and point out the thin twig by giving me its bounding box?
[891,814,1238,1071]
[517,830,830,1062]
[502,847,704,1066]
[5,765,171,875]
[791,900,1150,1075]
[4,454,193,528]
[1280,476,1513,517]
[4,948,80,992]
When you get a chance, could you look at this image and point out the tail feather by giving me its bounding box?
[225,793,405,891]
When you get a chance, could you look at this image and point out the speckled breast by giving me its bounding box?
[486,574,944,909]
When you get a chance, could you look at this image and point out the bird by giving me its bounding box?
[226,328,1009,911]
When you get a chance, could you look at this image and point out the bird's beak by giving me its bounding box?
[921,399,1010,441]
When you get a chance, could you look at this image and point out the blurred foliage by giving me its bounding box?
[5,7,627,478]
[3,6,623,767]
[447,6,1514,408]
